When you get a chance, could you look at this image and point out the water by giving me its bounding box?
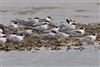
[0,50,100,67]
[0,0,100,25]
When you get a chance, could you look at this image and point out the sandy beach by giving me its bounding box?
[0,0,100,67]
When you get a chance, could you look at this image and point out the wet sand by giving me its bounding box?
[0,50,100,67]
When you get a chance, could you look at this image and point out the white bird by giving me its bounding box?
[0,27,6,37]
[78,33,97,45]
[17,29,33,35]
[60,23,77,33]
[7,33,24,43]
[12,18,35,26]
[49,26,60,33]
[65,19,72,24]
[60,19,74,27]
[33,21,47,27]
[34,17,39,23]
[33,23,48,32]
[45,16,53,22]
[41,30,57,39]
[0,26,5,33]
[63,19,77,28]
[9,22,19,29]
[11,18,24,24]
[69,19,77,24]
[0,33,6,37]
[21,18,36,25]
[70,27,85,36]
[0,28,3,33]
[80,33,97,42]
[68,23,77,30]
[26,18,33,22]
[57,32,69,38]
[59,19,68,28]
[0,36,7,43]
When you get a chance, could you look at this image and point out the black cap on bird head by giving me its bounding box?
[70,19,73,21]
[51,30,57,33]
[80,27,85,30]
[13,22,18,24]
[43,22,48,25]
[92,33,97,36]
[47,16,51,18]
[72,23,76,25]
[34,17,39,19]
[65,19,70,24]
[0,26,5,33]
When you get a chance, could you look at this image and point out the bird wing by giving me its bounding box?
[70,30,82,36]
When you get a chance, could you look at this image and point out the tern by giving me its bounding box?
[49,26,60,33]
[45,16,53,22]
[33,23,48,33]
[0,36,7,43]
[17,29,33,35]
[9,22,19,29]
[70,27,85,36]
[57,32,69,38]
[7,33,25,43]
[60,23,77,33]
[79,33,97,42]
[41,30,57,39]
[0,26,5,33]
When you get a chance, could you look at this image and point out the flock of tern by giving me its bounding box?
[0,16,98,49]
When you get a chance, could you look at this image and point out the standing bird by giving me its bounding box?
[41,30,57,39]
[49,26,60,33]
[11,18,24,24]
[34,17,40,23]
[0,26,5,33]
[45,16,54,22]
[0,27,6,37]
[17,29,33,35]
[78,33,97,45]
[9,22,19,29]
[34,17,44,22]
[57,32,69,38]
[70,27,85,36]
[79,33,97,42]
[0,36,7,43]
[0,28,3,33]
[7,33,25,43]
[0,33,6,37]
[33,23,49,33]
[60,23,77,34]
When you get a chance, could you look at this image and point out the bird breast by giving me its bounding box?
[0,29,3,33]
[0,37,7,43]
